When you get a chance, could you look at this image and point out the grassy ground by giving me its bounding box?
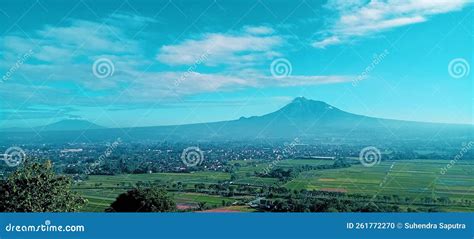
[76,189,240,212]
[284,160,474,202]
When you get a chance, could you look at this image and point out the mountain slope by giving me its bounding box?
[41,119,105,131]
[0,119,105,132]
[1,98,472,143]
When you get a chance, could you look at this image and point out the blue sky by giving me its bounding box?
[0,0,472,129]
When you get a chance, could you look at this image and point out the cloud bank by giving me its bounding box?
[313,0,471,48]
[0,17,352,109]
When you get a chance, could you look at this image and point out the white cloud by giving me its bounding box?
[34,46,73,62]
[105,13,158,27]
[313,0,471,48]
[311,36,341,48]
[121,71,353,102]
[0,16,355,109]
[1,13,154,64]
[156,27,284,67]
[37,20,141,57]
[244,26,275,35]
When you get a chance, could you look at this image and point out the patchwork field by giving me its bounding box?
[284,160,474,202]
[75,159,474,212]
[74,171,232,211]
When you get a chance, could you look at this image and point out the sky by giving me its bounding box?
[0,0,472,129]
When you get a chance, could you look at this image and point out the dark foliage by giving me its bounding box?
[107,187,176,212]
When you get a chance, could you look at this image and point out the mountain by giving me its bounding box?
[38,119,105,131]
[0,119,105,132]
[185,97,458,140]
[1,98,472,143]
[268,97,353,120]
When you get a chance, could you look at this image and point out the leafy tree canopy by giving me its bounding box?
[107,187,176,212]
[0,161,86,212]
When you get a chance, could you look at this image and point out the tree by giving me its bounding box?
[107,187,176,212]
[197,202,207,211]
[0,161,86,212]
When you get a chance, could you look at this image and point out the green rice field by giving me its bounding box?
[75,159,474,212]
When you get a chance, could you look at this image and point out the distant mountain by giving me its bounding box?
[38,119,105,131]
[1,98,472,143]
[180,97,467,140]
[268,97,353,120]
[0,119,105,132]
